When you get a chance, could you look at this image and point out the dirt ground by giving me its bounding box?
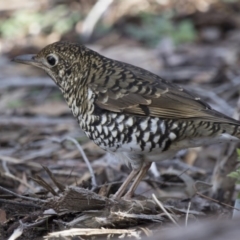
[1,1,240,239]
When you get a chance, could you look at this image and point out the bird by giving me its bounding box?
[13,41,240,199]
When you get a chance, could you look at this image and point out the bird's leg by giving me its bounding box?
[113,169,139,199]
[123,162,152,199]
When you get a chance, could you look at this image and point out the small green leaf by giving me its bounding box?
[7,100,24,109]
[228,171,240,179]
[237,148,240,159]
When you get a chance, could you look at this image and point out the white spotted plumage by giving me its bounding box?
[14,41,240,199]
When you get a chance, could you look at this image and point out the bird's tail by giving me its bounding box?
[218,122,240,140]
[177,120,240,146]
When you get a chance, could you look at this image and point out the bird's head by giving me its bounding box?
[13,42,91,92]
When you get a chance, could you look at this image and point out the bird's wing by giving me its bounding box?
[89,58,239,124]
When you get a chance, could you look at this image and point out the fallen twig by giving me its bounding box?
[185,201,191,227]
[80,0,113,40]
[152,194,180,227]
[0,116,75,127]
[0,185,46,203]
[44,228,140,239]
[50,136,97,188]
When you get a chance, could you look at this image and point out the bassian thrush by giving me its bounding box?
[13,42,240,199]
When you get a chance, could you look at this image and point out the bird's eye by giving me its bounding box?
[46,54,58,66]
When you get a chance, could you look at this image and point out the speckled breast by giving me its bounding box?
[79,112,179,154]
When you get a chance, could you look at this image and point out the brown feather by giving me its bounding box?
[88,57,239,125]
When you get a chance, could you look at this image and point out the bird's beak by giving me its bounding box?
[12,54,43,68]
